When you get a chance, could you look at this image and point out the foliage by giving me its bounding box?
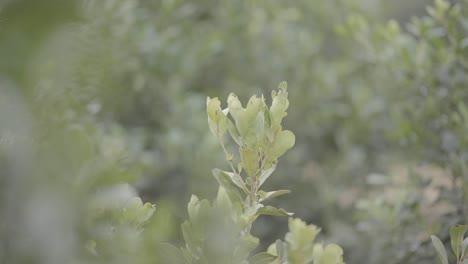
[163,84,344,263]
[432,225,468,264]
[0,0,467,264]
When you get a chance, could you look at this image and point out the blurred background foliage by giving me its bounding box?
[0,0,467,263]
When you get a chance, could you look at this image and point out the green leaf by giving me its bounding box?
[207,97,221,121]
[255,109,265,140]
[212,169,244,203]
[187,195,201,221]
[140,202,156,222]
[257,206,293,216]
[227,93,243,122]
[312,244,344,264]
[278,81,288,90]
[228,93,261,142]
[258,165,276,187]
[450,225,468,260]
[226,118,243,146]
[249,252,278,264]
[240,148,259,177]
[431,235,449,264]
[286,218,321,250]
[270,87,289,132]
[461,237,468,260]
[272,130,295,158]
[207,97,227,136]
[258,190,291,202]
[222,170,248,193]
[236,235,260,259]
[275,240,288,263]
[158,243,187,264]
[208,117,219,136]
[181,221,198,257]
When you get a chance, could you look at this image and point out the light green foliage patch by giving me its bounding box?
[162,84,345,263]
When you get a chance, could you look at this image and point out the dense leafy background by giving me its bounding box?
[0,0,466,263]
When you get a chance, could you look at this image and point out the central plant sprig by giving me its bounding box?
[207,81,296,233]
[173,82,344,264]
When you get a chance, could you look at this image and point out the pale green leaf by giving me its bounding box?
[226,118,243,146]
[312,244,344,264]
[272,130,295,158]
[223,170,248,193]
[286,218,321,250]
[249,252,278,264]
[269,87,289,131]
[258,190,291,202]
[240,148,259,177]
[158,243,187,264]
[258,165,277,187]
[187,195,200,221]
[450,225,468,260]
[207,97,221,121]
[181,221,197,255]
[227,93,243,122]
[278,81,288,90]
[212,169,244,203]
[236,235,260,259]
[208,117,219,136]
[461,237,468,259]
[431,235,449,264]
[257,206,293,216]
[275,240,288,263]
[255,109,265,140]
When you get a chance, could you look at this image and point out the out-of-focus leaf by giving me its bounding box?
[158,243,187,264]
[461,237,468,260]
[450,225,468,260]
[431,235,449,264]
[249,252,278,264]
[312,244,344,264]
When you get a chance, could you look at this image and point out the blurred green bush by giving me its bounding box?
[0,0,466,263]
